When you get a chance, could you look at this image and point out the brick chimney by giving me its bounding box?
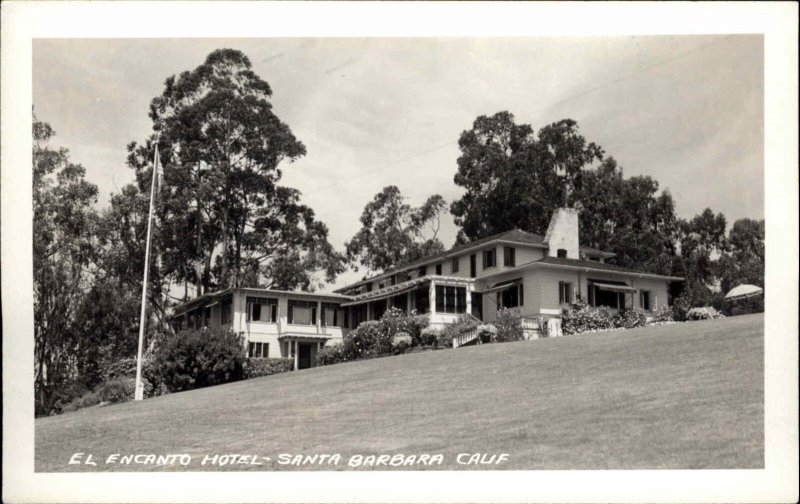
[544,207,580,259]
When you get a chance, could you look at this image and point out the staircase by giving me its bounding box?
[452,329,480,348]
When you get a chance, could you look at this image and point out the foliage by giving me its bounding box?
[440,315,480,348]
[33,113,100,417]
[345,186,446,273]
[420,327,439,347]
[651,305,675,324]
[450,113,603,242]
[612,308,647,329]
[716,218,765,294]
[150,328,246,393]
[243,358,294,379]
[725,296,764,317]
[316,344,349,366]
[59,378,136,414]
[126,48,344,294]
[561,299,615,335]
[477,324,498,341]
[494,308,524,342]
[686,307,725,321]
[392,332,413,354]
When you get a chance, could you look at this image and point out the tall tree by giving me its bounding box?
[33,114,99,415]
[345,186,446,273]
[126,49,344,295]
[716,218,765,293]
[450,112,603,242]
[675,208,728,287]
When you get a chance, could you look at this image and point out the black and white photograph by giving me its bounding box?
[2,2,797,503]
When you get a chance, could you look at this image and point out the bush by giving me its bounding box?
[150,328,246,393]
[495,308,523,342]
[613,308,647,329]
[48,381,91,416]
[725,296,764,316]
[420,327,439,347]
[686,306,725,321]
[243,358,294,379]
[477,324,497,341]
[59,377,136,414]
[561,299,615,335]
[651,305,674,323]
[317,344,349,366]
[392,332,413,354]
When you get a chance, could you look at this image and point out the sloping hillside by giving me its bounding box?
[35,314,763,471]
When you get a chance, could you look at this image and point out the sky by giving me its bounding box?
[32,36,764,290]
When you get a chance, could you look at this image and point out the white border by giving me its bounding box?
[2,2,797,503]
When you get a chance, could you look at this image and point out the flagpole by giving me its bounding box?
[134,137,160,401]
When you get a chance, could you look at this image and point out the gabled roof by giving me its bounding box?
[481,255,684,281]
[335,228,616,293]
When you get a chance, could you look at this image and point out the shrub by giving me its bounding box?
[392,332,413,354]
[317,344,349,366]
[495,308,524,342]
[150,327,246,393]
[49,381,90,416]
[613,308,647,329]
[243,358,294,379]
[102,357,138,381]
[651,305,674,323]
[477,324,497,342]
[561,299,615,335]
[420,327,439,347]
[686,306,725,321]
[59,377,136,414]
[725,296,764,316]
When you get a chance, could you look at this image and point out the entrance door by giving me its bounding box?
[298,343,312,369]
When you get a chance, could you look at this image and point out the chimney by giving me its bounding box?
[544,207,580,259]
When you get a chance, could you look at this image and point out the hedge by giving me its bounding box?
[243,358,294,379]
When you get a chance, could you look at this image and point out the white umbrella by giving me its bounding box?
[725,284,764,300]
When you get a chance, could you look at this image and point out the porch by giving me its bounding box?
[279,334,329,370]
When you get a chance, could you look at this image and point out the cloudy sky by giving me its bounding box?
[33,36,763,289]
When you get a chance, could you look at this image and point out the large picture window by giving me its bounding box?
[246,296,278,323]
[288,299,317,325]
[497,284,523,309]
[435,285,467,313]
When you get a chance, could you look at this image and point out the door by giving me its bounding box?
[298,343,312,369]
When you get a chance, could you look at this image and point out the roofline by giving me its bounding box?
[172,287,353,316]
[479,259,684,282]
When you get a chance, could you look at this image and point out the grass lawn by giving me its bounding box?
[35,313,763,471]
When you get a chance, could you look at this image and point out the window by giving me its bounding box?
[557,248,568,258]
[390,275,396,286]
[640,290,652,311]
[322,303,344,327]
[389,294,408,312]
[497,284,523,309]
[451,258,459,273]
[503,247,516,267]
[220,297,232,325]
[435,285,467,313]
[378,282,385,289]
[470,254,477,277]
[414,285,430,313]
[247,341,269,358]
[435,263,442,275]
[288,299,317,325]
[246,297,278,323]
[417,266,427,277]
[559,282,574,304]
[482,248,496,269]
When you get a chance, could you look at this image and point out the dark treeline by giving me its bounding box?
[33,51,764,416]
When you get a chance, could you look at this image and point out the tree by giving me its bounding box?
[126,48,343,295]
[450,112,602,242]
[716,218,765,293]
[33,114,99,415]
[345,186,446,273]
[676,208,727,286]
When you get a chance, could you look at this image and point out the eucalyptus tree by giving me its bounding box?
[127,49,344,296]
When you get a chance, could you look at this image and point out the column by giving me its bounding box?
[429,280,436,314]
[466,285,472,317]
[293,340,298,370]
[407,290,413,314]
[316,300,322,334]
